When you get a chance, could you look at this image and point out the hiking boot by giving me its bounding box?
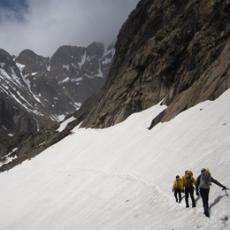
[204,211,210,218]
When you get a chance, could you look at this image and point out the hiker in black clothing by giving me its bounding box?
[196,168,227,217]
[183,170,196,208]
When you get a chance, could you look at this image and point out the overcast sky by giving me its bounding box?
[0,0,139,56]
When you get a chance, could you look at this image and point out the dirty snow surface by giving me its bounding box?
[0,90,230,230]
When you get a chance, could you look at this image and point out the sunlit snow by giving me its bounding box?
[0,90,230,230]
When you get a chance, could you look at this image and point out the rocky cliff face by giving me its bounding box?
[16,42,114,120]
[81,0,230,128]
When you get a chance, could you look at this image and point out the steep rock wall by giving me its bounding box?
[81,0,230,128]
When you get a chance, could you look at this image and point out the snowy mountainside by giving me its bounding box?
[0,42,114,160]
[0,49,55,158]
[0,49,42,113]
[0,89,229,230]
[16,42,115,120]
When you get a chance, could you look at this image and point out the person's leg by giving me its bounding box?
[203,189,210,217]
[185,188,189,207]
[190,187,196,207]
[200,188,210,217]
[178,190,182,203]
[174,190,178,202]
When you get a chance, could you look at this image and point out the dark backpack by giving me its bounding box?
[185,175,193,188]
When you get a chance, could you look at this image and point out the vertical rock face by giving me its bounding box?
[16,49,48,75]
[81,0,230,128]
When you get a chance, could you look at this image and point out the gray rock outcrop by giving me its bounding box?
[80,0,230,128]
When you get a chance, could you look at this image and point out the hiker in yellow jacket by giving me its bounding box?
[172,175,184,203]
[182,170,196,208]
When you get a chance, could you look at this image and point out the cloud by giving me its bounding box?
[0,0,139,56]
[0,0,28,22]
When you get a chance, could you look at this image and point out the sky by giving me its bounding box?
[0,0,139,56]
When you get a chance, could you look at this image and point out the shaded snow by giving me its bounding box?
[57,116,76,132]
[15,63,41,103]
[31,72,38,76]
[74,77,83,82]
[51,114,66,122]
[62,64,70,71]
[0,69,42,112]
[16,63,25,72]
[58,77,70,84]
[47,65,51,71]
[0,148,18,167]
[102,57,113,65]
[0,155,17,167]
[72,102,81,109]
[96,60,104,78]
[0,90,230,229]
[78,52,86,68]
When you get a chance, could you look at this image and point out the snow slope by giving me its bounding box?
[0,90,230,230]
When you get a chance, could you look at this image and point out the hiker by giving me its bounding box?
[172,175,184,203]
[183,170,196,208]
[196,168,227,217]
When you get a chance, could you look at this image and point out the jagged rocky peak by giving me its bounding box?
[12,42,114,120]
[0,49,27,89]
[0,49,12,63]
[80,0,230,128]
[50,42,104,66]
[86,42,104,57]
[0,49,20,75]
[16,49,48,75]
[50,45,85,67]
[49,42,108,80]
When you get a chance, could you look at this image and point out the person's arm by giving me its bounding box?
[196,175,200,195]
[211,177,227,189]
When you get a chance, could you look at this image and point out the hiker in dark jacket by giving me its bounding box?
[196,168,227,217]
[182,170,196,208]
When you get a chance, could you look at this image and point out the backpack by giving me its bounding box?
[199,171,211,189]
[184,175,194,188]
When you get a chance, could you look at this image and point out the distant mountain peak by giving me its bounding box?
[0,42,114,159]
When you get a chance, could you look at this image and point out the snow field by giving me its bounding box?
[0,90,230,229]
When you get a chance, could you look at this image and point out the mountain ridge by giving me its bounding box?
[79,0,230,128]
[0,42,114,160]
